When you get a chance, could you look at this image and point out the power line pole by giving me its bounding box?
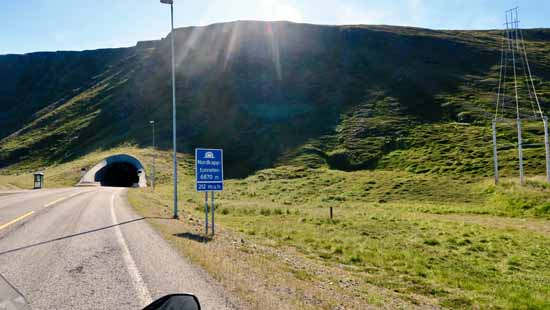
[492,120,499,184]
[544,117,550,183]
[495,8,548,185]
[507,8,525,185]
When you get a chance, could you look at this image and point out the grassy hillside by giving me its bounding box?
[1,22,550,178]
[125,150,550,309]
[2,146,548,308]
[0,48,130,137]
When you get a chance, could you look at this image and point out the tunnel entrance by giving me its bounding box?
[78,154,147,188]
[94,162,139,187]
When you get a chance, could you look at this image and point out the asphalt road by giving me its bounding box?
[0,187,234,310]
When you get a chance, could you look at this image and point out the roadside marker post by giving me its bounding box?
[195,148,223,236]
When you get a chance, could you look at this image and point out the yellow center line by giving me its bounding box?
[44,196,70,208]
[0,211,35,231]
[44,191,87,208]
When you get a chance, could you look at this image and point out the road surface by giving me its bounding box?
[0,187,233,310]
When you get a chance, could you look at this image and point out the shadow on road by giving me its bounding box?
[173,232,212,243]
[0,217,170,256]
[0,271,30,308]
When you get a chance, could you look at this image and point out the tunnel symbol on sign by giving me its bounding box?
[204,152,215,159]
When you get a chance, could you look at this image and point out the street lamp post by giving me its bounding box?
[160,0,178,219]
[149,120,156,190]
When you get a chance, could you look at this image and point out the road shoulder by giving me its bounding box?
[116,189,239,310]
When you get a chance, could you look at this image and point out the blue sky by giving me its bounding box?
[1,0,549,55]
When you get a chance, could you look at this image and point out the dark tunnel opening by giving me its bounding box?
[94,162,139,187]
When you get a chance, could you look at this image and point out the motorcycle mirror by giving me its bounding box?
[143,294,201,310]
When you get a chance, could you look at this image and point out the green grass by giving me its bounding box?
[215,203,550,309]
[125,158,550,309]
[2,144,548,308]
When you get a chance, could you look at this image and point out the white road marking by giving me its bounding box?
[110,191,152,306]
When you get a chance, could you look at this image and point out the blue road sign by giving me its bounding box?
[195,148,224,192]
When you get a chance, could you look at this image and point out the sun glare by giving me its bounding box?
[258,0,303,22]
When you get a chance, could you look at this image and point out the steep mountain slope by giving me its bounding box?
[1,21,549,177]
[0,48,130,136]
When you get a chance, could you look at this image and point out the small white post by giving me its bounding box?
[517,118,525,185]
[544,116,550,183]
[492,120,499,184]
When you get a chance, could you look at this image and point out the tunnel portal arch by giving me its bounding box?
[78,154,147,187]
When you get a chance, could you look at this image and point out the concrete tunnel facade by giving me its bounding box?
[78,154,147,188]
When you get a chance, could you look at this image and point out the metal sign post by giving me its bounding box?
[204,192,209,235]
[195,148,223,235]
[211,191,215,235]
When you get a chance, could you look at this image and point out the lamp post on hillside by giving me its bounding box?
[160,0,178,219]
[149,120,156,190]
